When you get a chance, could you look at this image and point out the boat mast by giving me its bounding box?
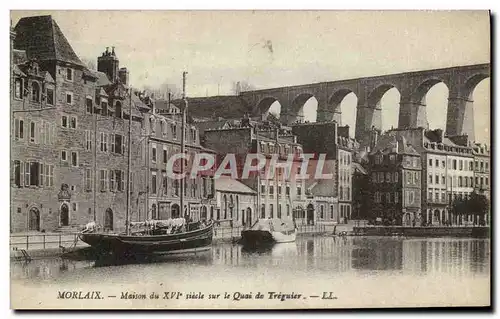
[180,72,188,220]
[125,87,133,235]
[93,95,97,222]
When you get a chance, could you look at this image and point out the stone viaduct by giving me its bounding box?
[239,63,490,146]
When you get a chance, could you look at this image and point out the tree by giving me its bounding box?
[451,192,490,225]
[81,58,96,70]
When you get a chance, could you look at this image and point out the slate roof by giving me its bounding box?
[371,131,419,155]
[93,70,112,87]
[214,176,256,194]
[14,15,84,66]
[308,179,337,198]
[171,95,251,119]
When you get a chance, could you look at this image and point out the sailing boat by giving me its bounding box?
[79,73,214,258]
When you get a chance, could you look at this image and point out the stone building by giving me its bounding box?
[389,127,476,225]
[143,100,217,223]
[200,118,307,225]
[10,15,152,233]
[291,121,357,223]
[472,143,490,199]
[214,176,257,227]
[368,132,422,226]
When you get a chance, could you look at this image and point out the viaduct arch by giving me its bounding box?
[239,63,489,146]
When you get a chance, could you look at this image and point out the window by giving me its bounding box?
[85,169,92,191]
[14,78,22,99]
[61,115,68,128]
[111,134,125,155]
[485,177,489,186]
[191,180,197,197]
[297,186,302,196]
[269,185,274,195]
[394,172,398,182]
[43,88,54,106]
[435,159,438,166]
[31,82,40,102]
[320,205,324,219]
[428,158,432,166]
[152,144,157,162]
[372,172,377,183]
[480,177,484,187]
[269,204,274,218]
[162,173,168,195]
[261,184,266,194]
[14,119,24,140]
[61,150,67,161]
[480,161,484,172]
[459,160,463,171]
[66,68,73,81]
[86,97,93,114]
[441,175,445,185]
[409,191,415,204]
[13,160,22,187]
[394,192,399,203]
[99,170,108,191]
[442,160,446,168]
[428,174,432,184]
[85,130,93,151]
[415,171,419,184]
[71,151,78,167]
[163,147,168,164]
[66,92,73,104]
[278,185,282,195]
[435,175,439,185]
[100,132,108,152]
[458,176,463,187]
[485,162,489,172]
[191,128,197,143]
[70,116,77,129]
[469,177,473,187]
[173,179,179,196]
[115,170,125,192]
[374,191,381,203]
[386,192,391,203]
[115,101,122,119]
[151,172,157,194]
[286,185,290,196]
[172,124,177,139]
[453,160,457,170]
[101,101,108,116]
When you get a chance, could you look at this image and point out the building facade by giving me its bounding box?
[368,132,422,226]
[472,143,490,199]
[390,128,477,226]
[214,176,257,227]
[200,118,307,225]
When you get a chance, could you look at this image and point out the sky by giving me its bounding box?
[11,10,490,143]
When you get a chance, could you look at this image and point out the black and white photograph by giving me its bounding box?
[8,10,490,309]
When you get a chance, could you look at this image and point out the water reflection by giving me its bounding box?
[11,236,490,283]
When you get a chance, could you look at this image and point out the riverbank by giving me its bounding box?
[353,226,490,238]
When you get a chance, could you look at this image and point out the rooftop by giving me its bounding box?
[14,15,84,67]
[214,176,256,194]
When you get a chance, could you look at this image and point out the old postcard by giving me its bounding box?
[9,10,490,309]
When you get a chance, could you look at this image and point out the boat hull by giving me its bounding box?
[79,223,213,258]
[240,229,296,247]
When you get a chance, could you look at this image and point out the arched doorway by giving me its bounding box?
[433,209,440,225]
[105,208,113,230]
[307,204,315,225]
[60,203,69,226]
[171,204,180,219]
[28,207,40,231]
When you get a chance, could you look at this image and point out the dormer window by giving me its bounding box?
[66,68,73,81]
[115,101,122,119]
[31,82,40,103]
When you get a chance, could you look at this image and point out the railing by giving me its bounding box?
[10,233,82,252]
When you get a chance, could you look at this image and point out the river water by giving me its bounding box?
[11,236,490,309]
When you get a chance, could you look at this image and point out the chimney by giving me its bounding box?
[97,46,119,82]
[435,129,444,143]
